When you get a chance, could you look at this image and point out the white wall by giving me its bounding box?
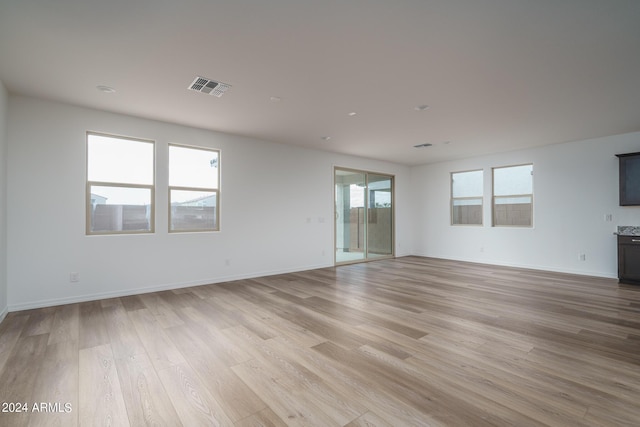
[7,96,412,310]
[0,81,7,322]
[8,94,635,313]
[411,132,640,277]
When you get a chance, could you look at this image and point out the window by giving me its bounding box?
[493,164,533,227]
[451,170,483,225]
[169,144,220,232]
[87,132,155,234]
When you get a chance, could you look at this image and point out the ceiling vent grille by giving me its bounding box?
[188,76,231,97]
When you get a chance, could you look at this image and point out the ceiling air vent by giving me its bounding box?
[188,76,231,97]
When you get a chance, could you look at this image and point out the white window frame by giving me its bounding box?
[451,169,484,226]
[168,143,220,233]
[86,132,155,235]
[492,163,533,228]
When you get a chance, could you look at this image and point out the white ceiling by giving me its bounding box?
[1,0,639,165]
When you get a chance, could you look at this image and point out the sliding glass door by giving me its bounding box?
[334,168,394,264]
[335,169,366,263]
[366,173,393,259]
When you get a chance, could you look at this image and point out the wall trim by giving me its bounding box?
[8,262,333,313]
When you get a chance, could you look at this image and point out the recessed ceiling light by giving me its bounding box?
[96,85,116,93]
[321,136,332,141]
[270,96,282,102]
[347,112,357,116]
[413,143,433,148]
[414,104,430,111]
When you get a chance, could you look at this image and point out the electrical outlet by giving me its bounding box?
[225,259,231,266]
[604,214,613,222]
[70,272,79,283]
[579,254,586,261]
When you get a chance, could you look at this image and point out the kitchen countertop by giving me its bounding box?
[617,226,640,236]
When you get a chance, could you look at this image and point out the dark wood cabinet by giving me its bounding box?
[616,152,640,206]
[618,235,640,285]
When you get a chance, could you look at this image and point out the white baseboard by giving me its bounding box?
[394,250,412,258]
[0,305,8,324]
[8,262,333,313]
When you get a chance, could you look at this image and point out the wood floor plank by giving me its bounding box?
[28,340,78,427]
[128,308,187,371]
[157,362,234,426]
[114,351,182,426]
[120,294,146,312]
[214,290,326,348]
[267,335,439,426]
[301,295,428,339]
[156,289,200,309]
[234,407,288,427]
[584,401,640,426]
[101,301,146,359]
[20,307,56,338]
[226,328,368,426]
[0,256,639,426]
[269,304,368,350]
[0,334,48,427]
[344,411,395,427]
[78,301,109,350]
[524,346,640,404]
[0,313,29,372]
[219,307,277,340]
[165,324,267,422]
[403,346,587,426]
[176,305,255,366]
[313,340,512,426]
[138,292,185,329]
[78,344,130,427]
[231,358,342,427]
[47,304,79,345]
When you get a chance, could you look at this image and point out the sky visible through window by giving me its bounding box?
[452,170,483,198]
[88,135,218,206]
[348,182,391,208]
[169,145,219,204]
[88,134,153,205]
[451,166,533,199]
[494,164,533,204]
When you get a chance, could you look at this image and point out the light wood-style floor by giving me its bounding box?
[1,256,640,426]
